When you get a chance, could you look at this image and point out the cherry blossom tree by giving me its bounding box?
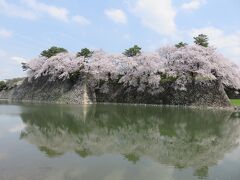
[23,45,240,93]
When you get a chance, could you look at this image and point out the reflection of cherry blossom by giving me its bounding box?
[24,45,240,93]
[20,105,240,171]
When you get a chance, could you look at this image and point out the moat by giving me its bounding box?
[0,103,240,180]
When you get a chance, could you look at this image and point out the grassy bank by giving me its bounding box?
[230,99,240,106]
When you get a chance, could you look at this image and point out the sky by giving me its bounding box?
[0,0,239,80]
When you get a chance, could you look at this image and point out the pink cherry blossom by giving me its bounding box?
[24,45,240,93]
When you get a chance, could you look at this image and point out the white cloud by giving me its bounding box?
[22,0,69,22]
[72,15,91,26]
[11,56,28,65]
[105,9,127,24]
[0,28,12,38]
[0,0,36,20]
[0,51,27,80]
[128,0,176,35]
[1,0,90,24]
[181,0,207,11]
[190,27,240,64]
[9,123,26,133]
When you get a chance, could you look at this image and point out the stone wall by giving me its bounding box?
[0,75,231,107]
[95,79,230,107]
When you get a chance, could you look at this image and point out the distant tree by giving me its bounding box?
[123,45,142,57]
[41,46,68,58]
[194,34,209,47]
[175,42,188,48]
[0,81,7,91]
[77,48,93,58]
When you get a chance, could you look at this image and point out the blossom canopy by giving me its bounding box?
[24,45,240,94]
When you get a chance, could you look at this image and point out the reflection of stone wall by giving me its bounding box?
[0,75,231,107]
[20,105,240,175]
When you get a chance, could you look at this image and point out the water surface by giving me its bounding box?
[0,103,240,180]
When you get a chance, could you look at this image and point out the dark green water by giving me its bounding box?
[0,103,240,180]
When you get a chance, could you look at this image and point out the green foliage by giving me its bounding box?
[175,42,188,48]
[38,146,63,157]
[41,46,68,58]
[69,66,85,83]
[194,34,209,47]
[123,45,142,57]
[77,48,93,58]
[69,70,81,83]
[75,149,92,158]
[124,153,140,164]
[0,81,7,91]
[194,166,209,179]
[160,73,177,83]
[230,99,240,106]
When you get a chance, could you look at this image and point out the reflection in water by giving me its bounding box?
[19,104,240,179]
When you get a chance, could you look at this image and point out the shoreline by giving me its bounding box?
[0,98,235,111]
